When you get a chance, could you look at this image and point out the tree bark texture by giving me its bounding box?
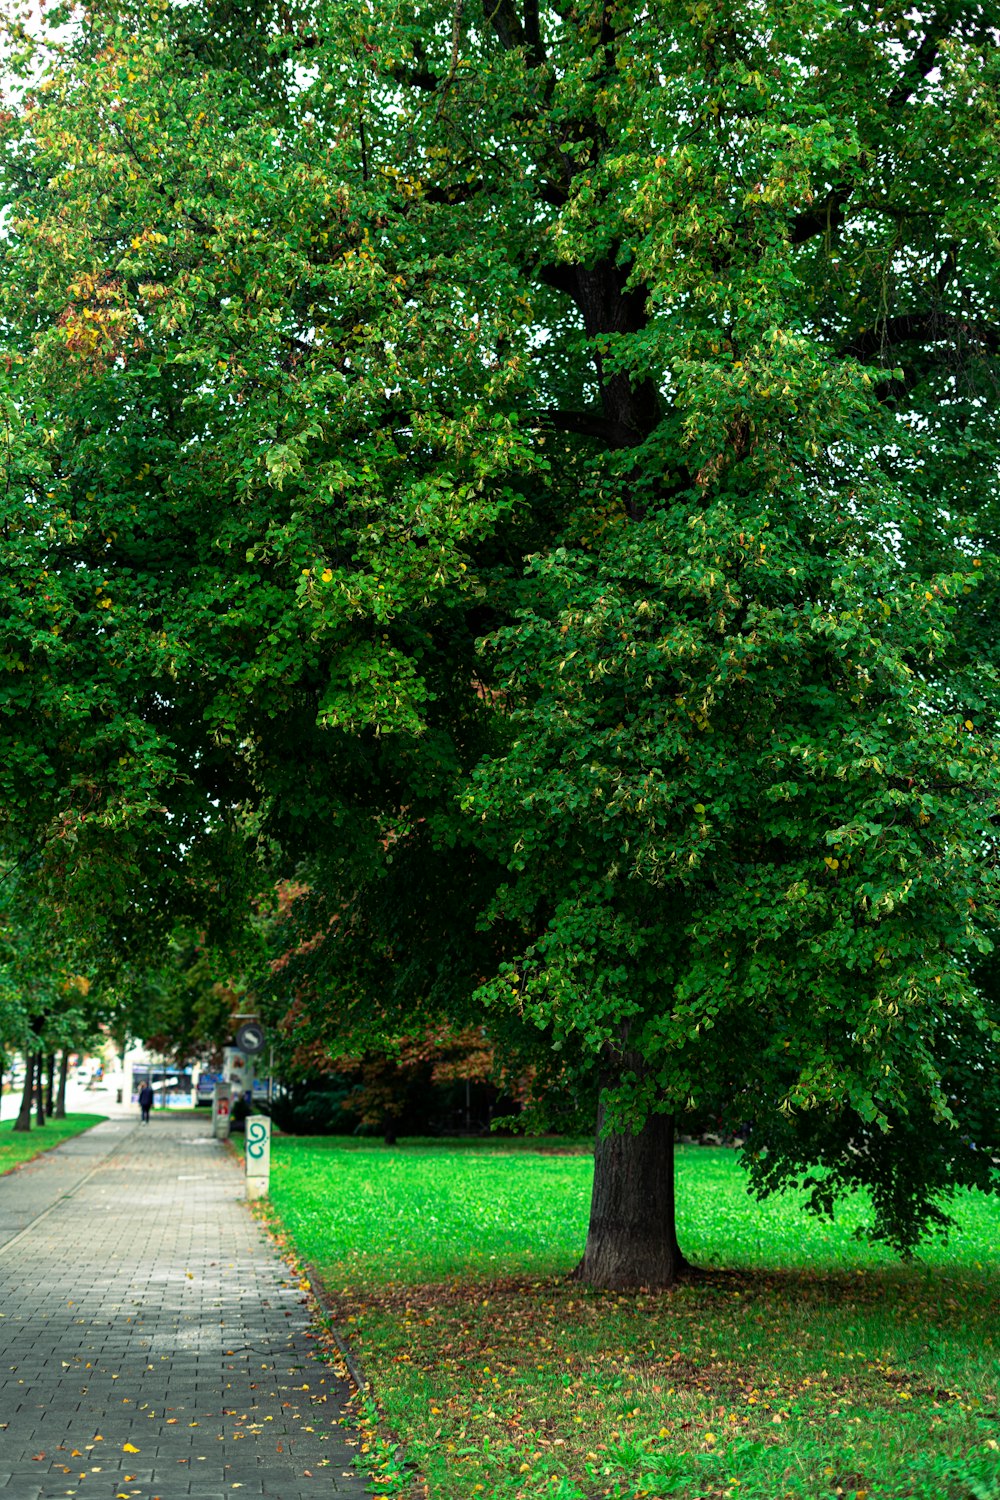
[578,1102,680,1289]
[13,1054,34,1132]
[34,1052,46,1126]
[45,1053,55,1117]
[54,1052,68,1119]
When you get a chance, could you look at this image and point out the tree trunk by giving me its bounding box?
[13,1054,34,1132]
[35,1053,46,1126]
[54,1052,69,1119]
[576,1101,681,1289]
[45,1053,56,1116]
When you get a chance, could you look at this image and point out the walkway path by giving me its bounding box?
[0,1112,372,1499]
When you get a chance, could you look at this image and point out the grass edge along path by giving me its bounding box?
[263,1137,1000,1500]
[0,1112,109,1176]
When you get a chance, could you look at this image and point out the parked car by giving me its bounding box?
[196,1072,223,1106]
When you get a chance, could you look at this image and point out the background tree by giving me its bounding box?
[0,869,106,1127]
[105,931,242,1071]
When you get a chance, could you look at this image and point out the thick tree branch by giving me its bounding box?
[387,63,441,90]
[538,263,579,298]
[524,0,545,67]
[537,180,569,207]
[484,0,526,51]
[541,408,633,445]
[394,33,443,90]
[788,185,851,247]
[437,0,465,105]
[421,179,484,205]
[934,244,958,296]
[845,312,999,363]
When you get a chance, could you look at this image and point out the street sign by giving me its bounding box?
[235,1022,266,1055]
[245,1116,271,1200]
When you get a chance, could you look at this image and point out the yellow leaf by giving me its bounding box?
[122,1443,140,1453]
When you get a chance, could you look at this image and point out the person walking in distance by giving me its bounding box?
[138,1081,154,1124]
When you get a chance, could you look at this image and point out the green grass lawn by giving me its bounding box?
[0,1113,106,1173]
[266,1138,1000,1500]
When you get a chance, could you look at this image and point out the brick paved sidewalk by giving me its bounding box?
[0,1113,373,1499]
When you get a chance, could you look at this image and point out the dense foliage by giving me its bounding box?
[2,0,999,1276]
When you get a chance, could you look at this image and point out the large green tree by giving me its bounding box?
[2,0,999,1283]
[0,865,103,1129]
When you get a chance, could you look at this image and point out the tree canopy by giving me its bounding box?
[2,0,999,1282]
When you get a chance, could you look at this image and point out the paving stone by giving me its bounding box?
[0,1114,373,1497]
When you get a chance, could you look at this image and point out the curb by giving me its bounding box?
[300,1260,368,1393]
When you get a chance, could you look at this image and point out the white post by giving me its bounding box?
[245,1115,271,1199]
